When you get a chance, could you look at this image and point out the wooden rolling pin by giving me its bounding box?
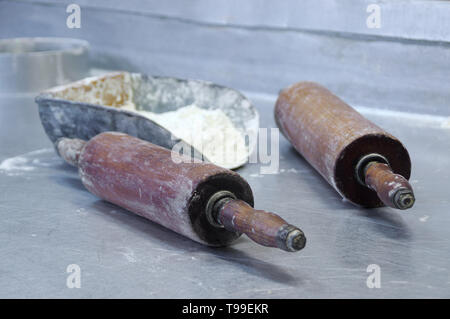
[275,82,415,210]
[57,132,306,252]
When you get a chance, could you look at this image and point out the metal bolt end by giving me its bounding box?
[286,229,307,252]
[393,188,415,210]
[205,191,236,228]
[277,225,306,252]
[355,153,390,186]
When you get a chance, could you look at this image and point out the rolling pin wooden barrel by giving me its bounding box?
[275,82,415,210]
[57,132,306,252]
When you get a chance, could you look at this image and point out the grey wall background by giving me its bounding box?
[1,0,449,115]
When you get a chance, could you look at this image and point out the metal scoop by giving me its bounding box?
[35,72,259,169]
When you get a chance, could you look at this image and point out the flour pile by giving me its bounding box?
[124,104,248,169]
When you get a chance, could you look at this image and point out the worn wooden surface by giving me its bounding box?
[57,133,304,252]
[365,162,414,209]
[74,132,253,246]
[218,199,306,251]
[56,138,86,167]
[275,82,412,207]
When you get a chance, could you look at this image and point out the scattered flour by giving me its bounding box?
[76,208,88,216]
[249,173,264,178]
[279,168,304,174]
[0,157,35,173]
[441,117,450,129]
[0,149,53,176]
[118,247,137,263]
[419,215,430,222]
[124,104,248,169]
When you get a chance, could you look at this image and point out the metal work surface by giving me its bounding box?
[1,91,449,298]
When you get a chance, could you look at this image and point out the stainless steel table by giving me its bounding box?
[0,90,449,298]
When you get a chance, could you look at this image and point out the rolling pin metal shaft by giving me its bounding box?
[57,132,306,252]
[275,82,415,209]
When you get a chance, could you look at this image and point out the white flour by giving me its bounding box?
[0,157,35,173]
[124,104,248,169]
[0,149,53,176]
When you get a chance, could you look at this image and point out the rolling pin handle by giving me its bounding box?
[207,193,306,252]
[364,162,415,210]
[356,154,415,210]
[55,137,86,167]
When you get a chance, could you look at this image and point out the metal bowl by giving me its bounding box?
[0,37,89,94]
